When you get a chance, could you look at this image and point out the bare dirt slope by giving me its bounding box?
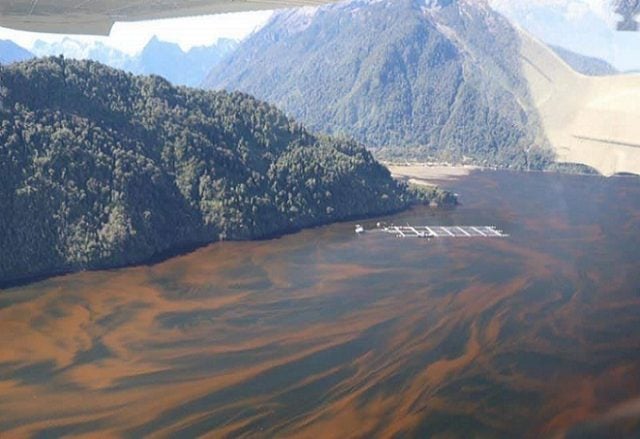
[519,30,640,176]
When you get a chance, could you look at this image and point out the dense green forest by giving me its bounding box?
[205,0,554,169]
[0,57,447,285]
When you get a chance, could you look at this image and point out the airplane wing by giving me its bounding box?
[0,0,334,35]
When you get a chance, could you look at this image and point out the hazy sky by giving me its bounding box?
[490,0,615,23]
[0,0,638,69]
[0,10,273,54]
[490,0,640,70]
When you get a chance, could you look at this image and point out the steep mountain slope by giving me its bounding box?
[549,45,617,76]
[518,30,640,176]
[205,0,552,169]
[489,0,638,72]
[31,37,238,87]
[0,57,422,285]
[0,40,33,64]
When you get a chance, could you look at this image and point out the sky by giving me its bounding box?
[489,0,640,71]
[490,0,615,23]
[0,10,273,54]
[0,0,639,70]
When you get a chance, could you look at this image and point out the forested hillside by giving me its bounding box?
[205,0,554,169]
[0,57,429,285]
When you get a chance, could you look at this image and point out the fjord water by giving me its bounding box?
[1,171,640,437]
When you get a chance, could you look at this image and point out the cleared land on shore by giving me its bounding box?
[386,164,477,184]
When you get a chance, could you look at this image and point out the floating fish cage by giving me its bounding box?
[357,224,509,239]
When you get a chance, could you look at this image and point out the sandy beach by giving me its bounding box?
[385,163,479,184]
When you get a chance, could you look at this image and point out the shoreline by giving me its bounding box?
[385,161,640,181]
[384,162,480,185]
[7,165,623,290]
[1,179,459,290]
[0,203,416,291]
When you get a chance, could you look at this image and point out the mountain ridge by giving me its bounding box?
[31,36,238,87]
[205,0,553,169]
[0,39,34,64]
